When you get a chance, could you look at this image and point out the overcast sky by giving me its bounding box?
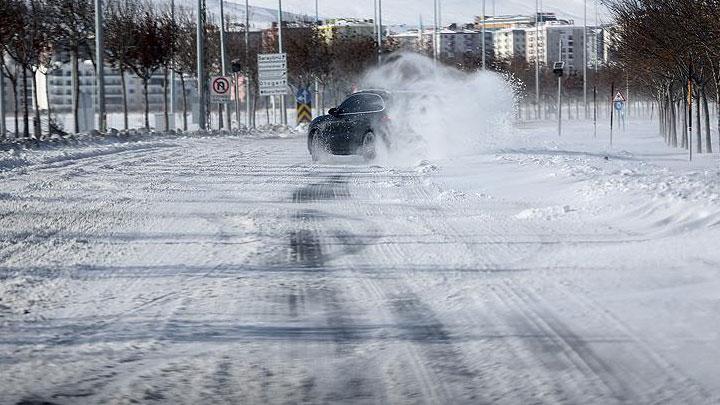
[230,0,611,26]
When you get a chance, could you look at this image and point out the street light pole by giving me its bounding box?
[245,0,251,128]
[557,39,563,137]
[481,0,486,70]
[432,0,438,63]
[220,0,231,130]
[196,0,206,130]
[377,0,383,63]
[0,51,6,138]
[94,0,106,132]
[583,0,588,119]
[278,0,287,125]
[535,0,540,119]
[315,0,321,117]
[170,0,175,129]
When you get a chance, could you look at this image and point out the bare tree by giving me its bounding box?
[46,0,93,134]
[125,2,171,129]
[4,0,52,138]
[171,7,197,131]
[106,0,142,130]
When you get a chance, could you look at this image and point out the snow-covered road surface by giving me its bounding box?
[1,125,719,404]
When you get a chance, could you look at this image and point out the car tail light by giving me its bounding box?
[381,114,391,123]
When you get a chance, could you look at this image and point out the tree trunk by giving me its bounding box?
[716,84,720,155]
[71,50,80,133]
[121,66,128,130]
[12,78,19,137]
[672,100,679,148]
[696,89,702,154]
[22,67,29,138]
[180,74,187,131]
[44,73,52,136]
[143,77,150,130]
[163,68,169,131]
[31,71,41,138]
[659,96,666,142]
[703,86,712,153]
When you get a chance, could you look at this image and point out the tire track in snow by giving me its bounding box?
[331,169,495,403]
[545,280,713,403]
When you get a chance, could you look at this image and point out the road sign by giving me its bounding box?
[296,88,312,105]
[613,91,626,102]
[296,88,312,124]
[210,76,232,103]
[258,53,288,96]
[614,101,625,111]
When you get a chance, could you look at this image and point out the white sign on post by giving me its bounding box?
[210,76,233,103]
[258,53,288,96]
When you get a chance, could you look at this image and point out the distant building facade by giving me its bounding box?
[45,62,170,113]
[319,18,377,42]
[389,28,493,60]
[494,28,527,60]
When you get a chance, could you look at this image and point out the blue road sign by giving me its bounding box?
[296,88,312,105]
[614,101,625,112]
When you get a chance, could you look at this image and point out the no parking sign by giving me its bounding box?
[210,76,232,103]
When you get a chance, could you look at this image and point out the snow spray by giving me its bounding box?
[360,52,518,165]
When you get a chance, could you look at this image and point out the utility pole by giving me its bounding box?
[583,0,587,119]
[535,0,540,119]
[245,0,251,128]
[0,51,6,138]
[593,0,599,136]
[610,82,615,146]
[220,0,231,130]
[377,0,383,63]
[432,0,438,63]
[373,0,377,40]
[278,0,287,125]
[315,0,321,117]
[557,39,563,137]
[94,0,106,132]
[688,69,693,161]
[196,0,206,130]
[626,70,630,127]
[481,0,486,70]
[170,0,175,130]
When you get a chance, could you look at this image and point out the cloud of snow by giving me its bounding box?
[360,52,518,166]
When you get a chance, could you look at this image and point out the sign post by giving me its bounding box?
[296,87,312,125]
[210,76,233,104]
[258,53,288,97]
[210,76,232,130]
[613,91,626,134]
[553,61,565,137]
[688,75,693,161]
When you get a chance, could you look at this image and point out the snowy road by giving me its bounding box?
[1,128,719,404]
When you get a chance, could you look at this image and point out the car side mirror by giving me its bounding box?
[328,107,340,117]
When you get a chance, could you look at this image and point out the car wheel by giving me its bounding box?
[361,131,376,161]
[309,131,323,162]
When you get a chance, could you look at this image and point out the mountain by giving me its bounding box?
[171,0,310,28]
[229,0,611,26]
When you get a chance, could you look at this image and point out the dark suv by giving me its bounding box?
[307,90,391,161]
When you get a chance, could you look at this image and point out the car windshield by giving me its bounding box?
[339,93,385,114]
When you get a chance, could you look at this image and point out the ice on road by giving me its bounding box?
[1,125,719,404]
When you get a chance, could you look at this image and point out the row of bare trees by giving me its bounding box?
[0,0,389,137]
[605,0,720,154]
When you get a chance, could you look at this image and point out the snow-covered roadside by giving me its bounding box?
[490,120,720,234]
[0,124,305,173]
